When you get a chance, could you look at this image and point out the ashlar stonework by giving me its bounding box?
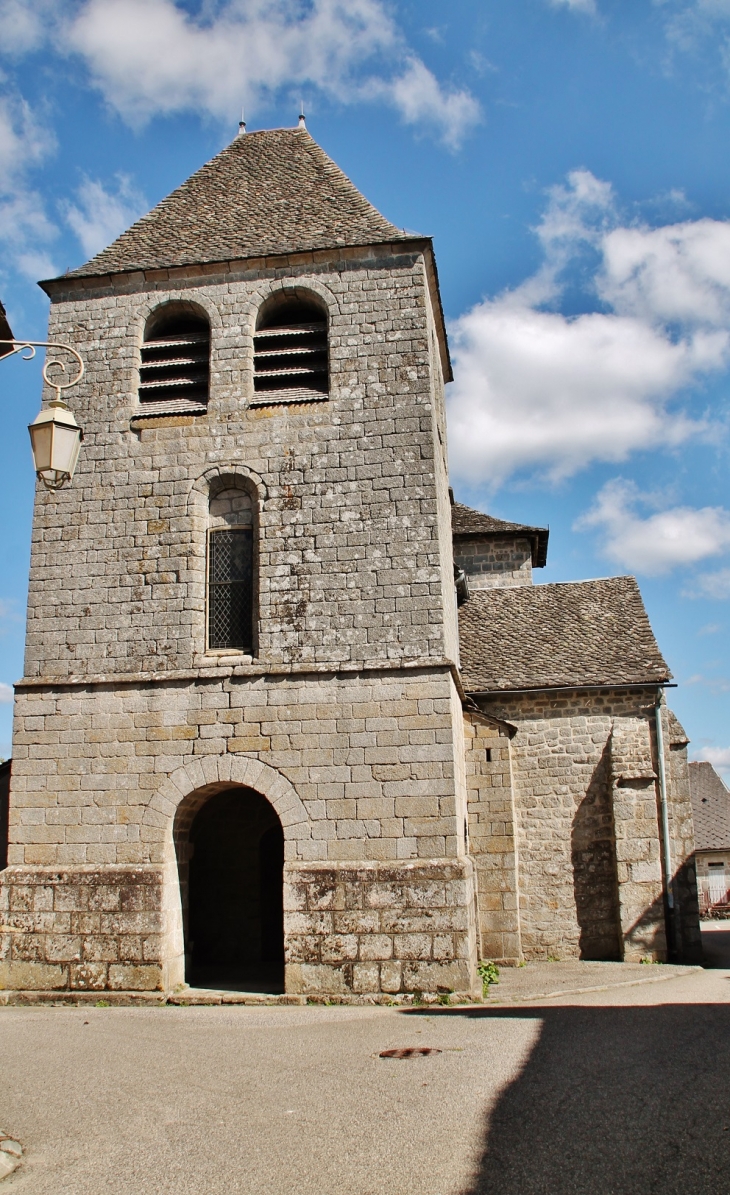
[0,126,701,1000]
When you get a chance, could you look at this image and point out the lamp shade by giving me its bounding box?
[28,402,82,489]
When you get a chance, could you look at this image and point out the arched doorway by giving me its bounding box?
[186,787,284,993]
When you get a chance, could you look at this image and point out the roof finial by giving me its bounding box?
[237,106,246,137]
[298,101,306,129]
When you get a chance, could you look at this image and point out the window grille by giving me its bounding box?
[138,314,210,417]
[208,528,254,651]
[253,298,328,405]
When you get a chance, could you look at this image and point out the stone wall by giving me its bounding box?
[284,858,479,998]
[463,711,521,964]
[453,537,533,590]
[8,668,465,868]
[0,865,164,991]
[26,246,457,681]
[665,709,703,960]
[472,687,700,963]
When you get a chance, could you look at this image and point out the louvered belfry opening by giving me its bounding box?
[253,295,328,404]
[138,305,210,416]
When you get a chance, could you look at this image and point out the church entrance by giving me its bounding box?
[186,787,285,993]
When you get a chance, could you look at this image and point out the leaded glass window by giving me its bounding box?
[208,528,253,651]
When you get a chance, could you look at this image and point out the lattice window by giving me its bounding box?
[138,310,210,418]
[208,528,254,651]
[252,296,328,406]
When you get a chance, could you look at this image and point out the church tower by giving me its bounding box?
[1,126,479,999]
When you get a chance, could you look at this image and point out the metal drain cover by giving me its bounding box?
[379,1047,442,1059]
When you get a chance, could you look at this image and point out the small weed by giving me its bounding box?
[412,989,425,1006]
[477,960,500,997]
[640,956,662,964]
[437,991,452,1006]
[94,999,110,1008]
[546,955,560,963]
[518,959,527,968]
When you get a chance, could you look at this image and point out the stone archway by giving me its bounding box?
[141,757,310,991]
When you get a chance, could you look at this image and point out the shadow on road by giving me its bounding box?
[402,1002,730,1195]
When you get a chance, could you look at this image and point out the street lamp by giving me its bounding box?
[0,306,84,490]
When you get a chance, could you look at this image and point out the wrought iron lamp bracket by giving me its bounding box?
[0,339,84,406]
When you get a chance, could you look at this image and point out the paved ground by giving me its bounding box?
[2,943,730,1194]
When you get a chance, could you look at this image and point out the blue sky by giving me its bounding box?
[0,0,729,776]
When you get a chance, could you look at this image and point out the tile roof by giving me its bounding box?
[66,128,411,279]
[458,576,671,692]
[689,761,730,851]
[451,501,549,568]
[0,300,13,358]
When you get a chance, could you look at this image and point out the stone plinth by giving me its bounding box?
[284,858,479,998]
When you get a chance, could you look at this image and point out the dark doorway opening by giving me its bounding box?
[187,787,284,993]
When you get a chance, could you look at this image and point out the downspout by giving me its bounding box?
[655,696,677,954]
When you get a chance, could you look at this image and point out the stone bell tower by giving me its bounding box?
[1,124,479,1000]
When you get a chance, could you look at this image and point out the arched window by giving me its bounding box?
[252,293,328,404]
[208,483,255,652]
[138,304,210,416]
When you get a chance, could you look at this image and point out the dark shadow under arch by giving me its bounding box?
[184,786,284,993]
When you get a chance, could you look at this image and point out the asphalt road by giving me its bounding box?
[2,965,730,1194]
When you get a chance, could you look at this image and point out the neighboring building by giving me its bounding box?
[689,761,730,913]
[0,125,701,1000]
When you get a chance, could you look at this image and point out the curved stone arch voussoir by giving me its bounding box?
[142,755,310,851]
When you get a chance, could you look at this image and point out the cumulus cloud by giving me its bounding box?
[0,90,58,279]
[0,683,12,704]
[575,479,730,574]
[447,169,730,486]
[62,174,147,259]
[59,0,479,147]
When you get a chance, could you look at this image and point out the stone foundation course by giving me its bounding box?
[0,865,164,992]
[284,858,479,998]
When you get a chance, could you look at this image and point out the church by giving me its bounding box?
[0,122,701,1002]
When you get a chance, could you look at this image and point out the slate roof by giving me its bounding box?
[0,300,13,359]
[689,762,730,852]
[452,502,549,568]
[458,576,670,693]
[66,128,411,279]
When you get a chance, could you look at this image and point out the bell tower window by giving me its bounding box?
[252,294,328,405]
[207,484,255,653]
[138,305,210,417]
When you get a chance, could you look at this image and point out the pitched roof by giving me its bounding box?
[451,502,549,568]
[689,761,730,851]
[67,128,411,279]
[458,576,670,693]
[0,300,13,359]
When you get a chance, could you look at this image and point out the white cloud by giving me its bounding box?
[0,90,58,279]
[0,683,13,704]
[692,745,730,781]
[61,0,479,147]
[448,306,707,486]
[447,169,730,487]
[599,219,730,328]
[547,0,597,14]
[62,174,147,259]
[684,567,730,599]
[575,479,730,574]
[0,0,47,54]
